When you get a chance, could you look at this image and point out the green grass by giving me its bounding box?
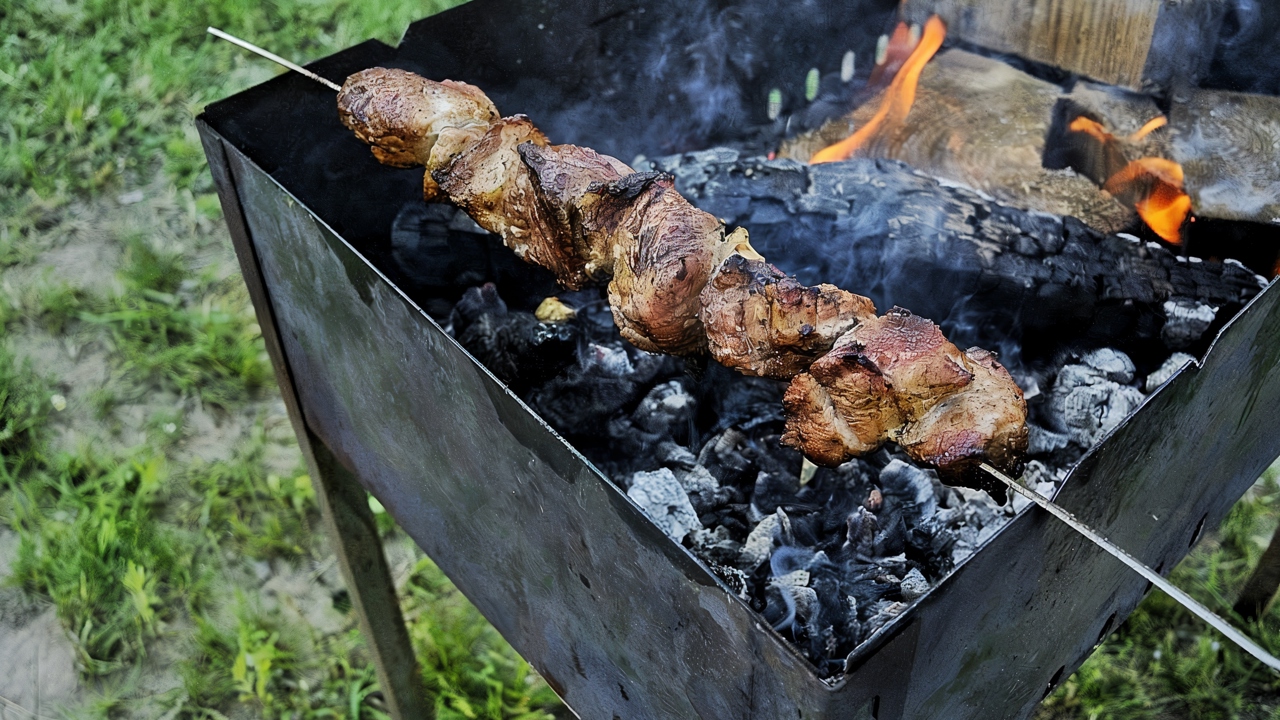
[81,234,272,408]
[0,0,455,202]
[1040,470,1280,720]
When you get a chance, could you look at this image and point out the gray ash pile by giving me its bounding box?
[388,153,1266,680]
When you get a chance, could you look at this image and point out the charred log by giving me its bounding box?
[653,150,1266,367]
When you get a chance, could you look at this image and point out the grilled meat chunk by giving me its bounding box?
[594,172,729,355]
[518,143,633,285]
[700,250,876,379]
[337,67,497,168]
[783,308,1027,482]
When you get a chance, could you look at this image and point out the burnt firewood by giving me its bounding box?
[653,150,1267,367]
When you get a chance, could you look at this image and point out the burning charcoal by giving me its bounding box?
[627,469,701,543]
[878,460,939,527]
[738,513,781,571]
[632,380,696,435]
[863,487,883,512]
[1145,352,1196,392]
[1162,297,1218,350]
[1080,348,1136,384]
[1026,423,1071,455]
[1048,356,1146,447]
[690,526,743,567]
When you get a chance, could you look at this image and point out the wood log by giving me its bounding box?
[778,50,1142,234]
[900,0,1225,91]
[1171,89,1280,225]
[652,149,1266,372]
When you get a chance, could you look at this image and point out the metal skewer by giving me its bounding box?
[981,462,1280,673]
[210,20,1280,675]
[207,27,342,92]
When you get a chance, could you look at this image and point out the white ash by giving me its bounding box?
[1162,298,1218,350]
[1145,352,1196,392]
[632,380,695,434]
[738,513,781,571]
[1026,423,1071,455]
[1080,348,1136,384]
[899,568,930,601]
[1048,350,1147,447]
[627,468,701,543]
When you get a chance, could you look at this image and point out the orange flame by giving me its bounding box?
[810,15,946,164]
[1103,157,1192,244]
[1127,115,1167,143]
[1068,116,1115,145]
[867,21,916,90]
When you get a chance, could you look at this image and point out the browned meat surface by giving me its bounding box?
[783,308,1027,479]
[337,67,497,168]
[518,143,633,285]
[896,347,1029,477]
[433,116,592,288]
[700,250,876,379]
[337,67,1030,480]
[596,173,728,355]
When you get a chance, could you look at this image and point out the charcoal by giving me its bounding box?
[1048,354,1147,447]
[738,513,781,571]
[449,283,507,333]
[878,460,939,527]
[707,563,751,600]
[1145,352,1196,393]
[1162,297,1218,350]
[1026,423,1071,455]
[450,284,578,390]
[1080,348,1136,384]
[899,568,929,601]
[527,342,676,436]
[627,469,701,543]
[390,203,490,292]
[752,470,800,514]
[690,526,743,566]
[632,380,696,435]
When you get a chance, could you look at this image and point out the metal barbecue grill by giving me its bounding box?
[197,1,1280,718]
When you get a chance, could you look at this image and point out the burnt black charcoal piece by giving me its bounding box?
[451,284,578,391]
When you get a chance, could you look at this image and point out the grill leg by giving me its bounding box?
[305,429,434,719]
[199,126,433,719]
[1233,523,1280,621]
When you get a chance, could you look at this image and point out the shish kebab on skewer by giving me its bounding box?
[334,66,1030,489]
[207,27,1280,674]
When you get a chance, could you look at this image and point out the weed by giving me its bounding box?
[82,235,271,407]
[0,342,53,471]
[404,557,561,720]
[185,422,313,560]
[7,450,198,673]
